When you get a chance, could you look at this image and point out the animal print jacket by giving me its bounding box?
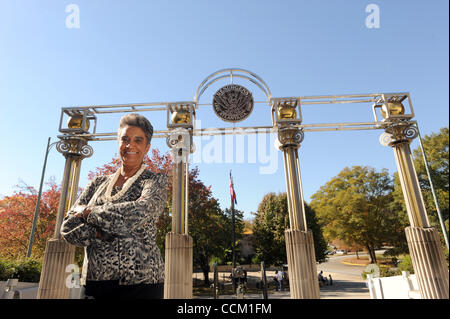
[60,170,168,286]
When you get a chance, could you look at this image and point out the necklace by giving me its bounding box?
[104,163,146,202]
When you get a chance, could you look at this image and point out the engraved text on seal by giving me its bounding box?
[212,84,254,122]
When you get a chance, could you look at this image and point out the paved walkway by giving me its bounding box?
[193,270,370,299]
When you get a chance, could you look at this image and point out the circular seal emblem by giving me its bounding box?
[212,84,254,123]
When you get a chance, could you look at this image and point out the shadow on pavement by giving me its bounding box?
[319,279,369,298]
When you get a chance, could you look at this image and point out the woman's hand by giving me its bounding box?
[72,205,92,219]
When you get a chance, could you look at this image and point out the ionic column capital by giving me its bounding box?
[56,137,93,159]
[166,128,194,151]
[277,126,304,150]
[379,122,418,147]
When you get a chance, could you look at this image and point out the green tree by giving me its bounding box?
[252,193,289,266]
[252,192,327,266]
[310,166,403,263]
[187,167,228,286]
[404,128,448,235]
[391,127,449,256]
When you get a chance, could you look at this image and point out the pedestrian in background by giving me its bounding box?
[274,270,279,291]
[277,269,285,291]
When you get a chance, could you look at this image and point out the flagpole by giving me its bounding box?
[230,170,236,269]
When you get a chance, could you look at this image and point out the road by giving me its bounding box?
[312,254,371,299]
[317,254,367,278]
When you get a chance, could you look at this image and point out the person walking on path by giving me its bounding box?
[274,270,280,291]
[277,269,285,291]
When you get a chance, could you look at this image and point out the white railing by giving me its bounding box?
[366,271,421,299]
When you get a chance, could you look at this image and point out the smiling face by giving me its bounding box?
[118,125,150,169]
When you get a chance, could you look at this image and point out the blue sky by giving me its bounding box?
[0,1,448,221]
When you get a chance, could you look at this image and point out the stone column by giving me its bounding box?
[164,128,193,299]
[380,123,449,299]
[37,137,93,299]
[278,126,320,299]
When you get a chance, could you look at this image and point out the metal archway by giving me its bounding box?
[37,69,448,299]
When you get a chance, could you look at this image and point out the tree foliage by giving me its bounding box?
[0,147,232,285]
[393,127,449,237]
[310,166,404,263]
[185,167,230,285]
[0,181,60,259]
[252,192,327,266]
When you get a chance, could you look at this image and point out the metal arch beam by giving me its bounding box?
[194,68,272,102]
[56,92,414,142]
[196,74,271,103]
[59,120,397,142]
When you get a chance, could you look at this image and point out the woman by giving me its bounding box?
[61,113,168,299]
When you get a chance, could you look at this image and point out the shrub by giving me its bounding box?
[0,259,16,280]
[444,247,449,267]
[379,265,397,277]
[361,264,381,280]
[0,258,42,282]
[361,263,398,279]
[14,258,42,282]
[396,254,414,274]
[209,256,223,269]
[74,246,85,268]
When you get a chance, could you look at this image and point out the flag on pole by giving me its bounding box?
[230,170,237,205]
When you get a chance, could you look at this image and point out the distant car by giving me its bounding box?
[326,250,335,255]
[335,250,345,255]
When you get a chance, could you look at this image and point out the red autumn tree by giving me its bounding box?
[1,148,233,286]
[0,181,60,259]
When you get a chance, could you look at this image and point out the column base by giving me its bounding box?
[37,238,75,299]
[405,226,449,299]
[164,232,193,299]
[285,229,320,299]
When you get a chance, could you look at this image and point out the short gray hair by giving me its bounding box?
[118,113,153,144]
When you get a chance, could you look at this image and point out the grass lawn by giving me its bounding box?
[343,254,399,266]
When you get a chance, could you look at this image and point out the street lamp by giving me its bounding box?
[416,124,449,250]
[26,137,58,258]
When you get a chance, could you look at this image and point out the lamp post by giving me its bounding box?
[415,124,449,250]
[26,137,58,258]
